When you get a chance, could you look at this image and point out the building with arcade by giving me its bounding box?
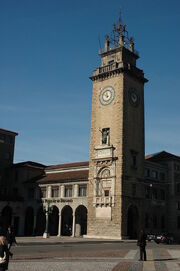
[0,17,180,240]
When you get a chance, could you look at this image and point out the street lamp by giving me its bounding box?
[43,200,53,238]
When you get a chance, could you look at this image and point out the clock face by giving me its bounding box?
[99,86,115,105]
[129,89,139,107]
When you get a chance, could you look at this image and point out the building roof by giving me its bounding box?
[47,161,89,170]
[145,151,180,162]
[24,174,46,184]
[0,128,18,136]
[13,161,46,169]
[37,169,88,184]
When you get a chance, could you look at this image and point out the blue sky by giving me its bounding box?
[0,0,180,165]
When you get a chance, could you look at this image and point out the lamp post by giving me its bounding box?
[43,200,52,238]
[149,184,153,232]
[150,183,153,200]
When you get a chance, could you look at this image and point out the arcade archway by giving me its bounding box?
[49,205,59,236]
[1,206,12,230]
[36,207,46,236]
[61,206,73,236]
[24,207,34,236]
[75,205,87,236]
[127,205,139,239]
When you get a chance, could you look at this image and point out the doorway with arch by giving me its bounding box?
[127,205,139,239]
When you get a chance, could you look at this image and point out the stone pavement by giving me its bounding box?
[8,246,180,270]
[16,235,124,244]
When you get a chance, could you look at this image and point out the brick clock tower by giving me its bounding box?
[87,18,148,239]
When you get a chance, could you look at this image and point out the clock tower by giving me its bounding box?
[87,17,148,239]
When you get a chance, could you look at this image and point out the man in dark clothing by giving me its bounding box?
[6,227,17,258]
[137,229,147,261]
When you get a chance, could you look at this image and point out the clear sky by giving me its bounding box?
[0,0,180,165]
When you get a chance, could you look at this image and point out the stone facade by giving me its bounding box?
[1,152,180,240]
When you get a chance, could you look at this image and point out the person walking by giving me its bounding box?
[137,229,147,261]
[0,236,8,271]
[6,227,17,258]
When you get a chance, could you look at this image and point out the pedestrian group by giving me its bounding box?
[0,226,17,271]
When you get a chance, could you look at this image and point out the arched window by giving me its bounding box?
[101,168,110,178]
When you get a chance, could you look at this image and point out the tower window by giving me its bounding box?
[102,128,110,145]
[108,60,114,65]
[104,190,109,197]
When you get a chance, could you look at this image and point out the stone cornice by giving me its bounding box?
[90,62,148,83]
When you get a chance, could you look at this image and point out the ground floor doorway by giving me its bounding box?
[127,205,139,239]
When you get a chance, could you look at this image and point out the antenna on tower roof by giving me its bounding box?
[119,8,123,25]
[100,11,138,56]
[98,34,102,53]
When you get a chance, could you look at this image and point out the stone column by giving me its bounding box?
[74,184,78,198]
[43,211,49,238]
[47,185,52,198]
[75,223,81,237]
[61,185,65,198]
[59,185,61,198]
[72,211,75,237]
[58,213,61,236]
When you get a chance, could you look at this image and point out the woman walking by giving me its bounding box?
[0,236,8,271]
